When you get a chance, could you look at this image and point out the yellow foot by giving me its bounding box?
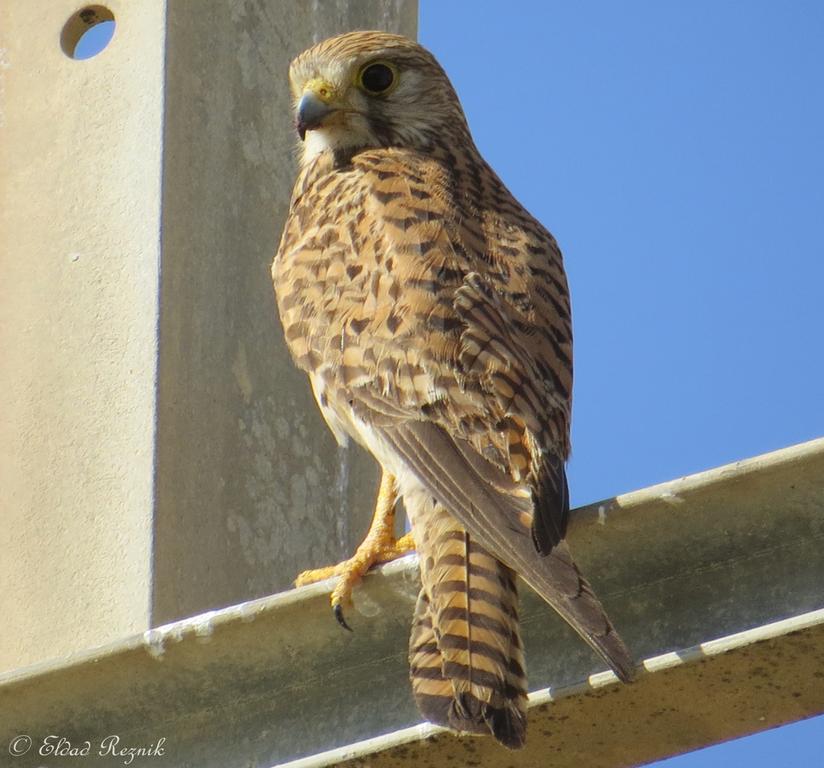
[293,532,415,587]
[294,531,416,629]
[293,472,416,630]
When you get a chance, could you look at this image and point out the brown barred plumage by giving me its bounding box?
[274,31,633,748]
[408,497,527,747]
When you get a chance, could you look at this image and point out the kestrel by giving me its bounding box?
[273,31,633,748]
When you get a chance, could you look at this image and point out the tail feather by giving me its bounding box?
[390,421,634,682]
[408,499,527,749]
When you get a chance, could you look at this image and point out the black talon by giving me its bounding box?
[334,603,353,632]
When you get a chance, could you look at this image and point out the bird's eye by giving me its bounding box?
[358,62,396,94]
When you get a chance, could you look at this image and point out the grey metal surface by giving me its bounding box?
[1,438,823,767]
[291,609,824,768]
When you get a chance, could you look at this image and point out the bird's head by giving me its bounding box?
[288,31,470,165]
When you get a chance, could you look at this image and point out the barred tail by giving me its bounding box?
[408,499,527,749]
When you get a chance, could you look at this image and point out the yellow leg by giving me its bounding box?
[294,471,416,630]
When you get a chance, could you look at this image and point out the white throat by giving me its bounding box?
[301,128,346,163]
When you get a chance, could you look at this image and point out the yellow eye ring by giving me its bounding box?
[357,61,398,95]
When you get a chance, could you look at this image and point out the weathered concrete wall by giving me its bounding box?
[0,0,165,672]
[153,0,417,625]
[0,0,417,672]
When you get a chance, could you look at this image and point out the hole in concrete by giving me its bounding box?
[61,6,115,60]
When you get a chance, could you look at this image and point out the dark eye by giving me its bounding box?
[359,62,396,94]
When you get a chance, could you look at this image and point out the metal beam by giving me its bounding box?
[2,438,823,767]
[286,609,824,768]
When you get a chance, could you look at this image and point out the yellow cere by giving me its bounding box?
[303,78,337,104]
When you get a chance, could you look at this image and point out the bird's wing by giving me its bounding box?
[319,148,632,680]
[344,148,573,536]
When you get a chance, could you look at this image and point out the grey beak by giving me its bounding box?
[296,91,334,141]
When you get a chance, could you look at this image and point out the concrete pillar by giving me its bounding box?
[0,0,418,673]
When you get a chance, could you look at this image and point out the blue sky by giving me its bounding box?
[420,1,823,765]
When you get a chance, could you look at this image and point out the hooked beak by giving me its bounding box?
[296,87,336,141]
